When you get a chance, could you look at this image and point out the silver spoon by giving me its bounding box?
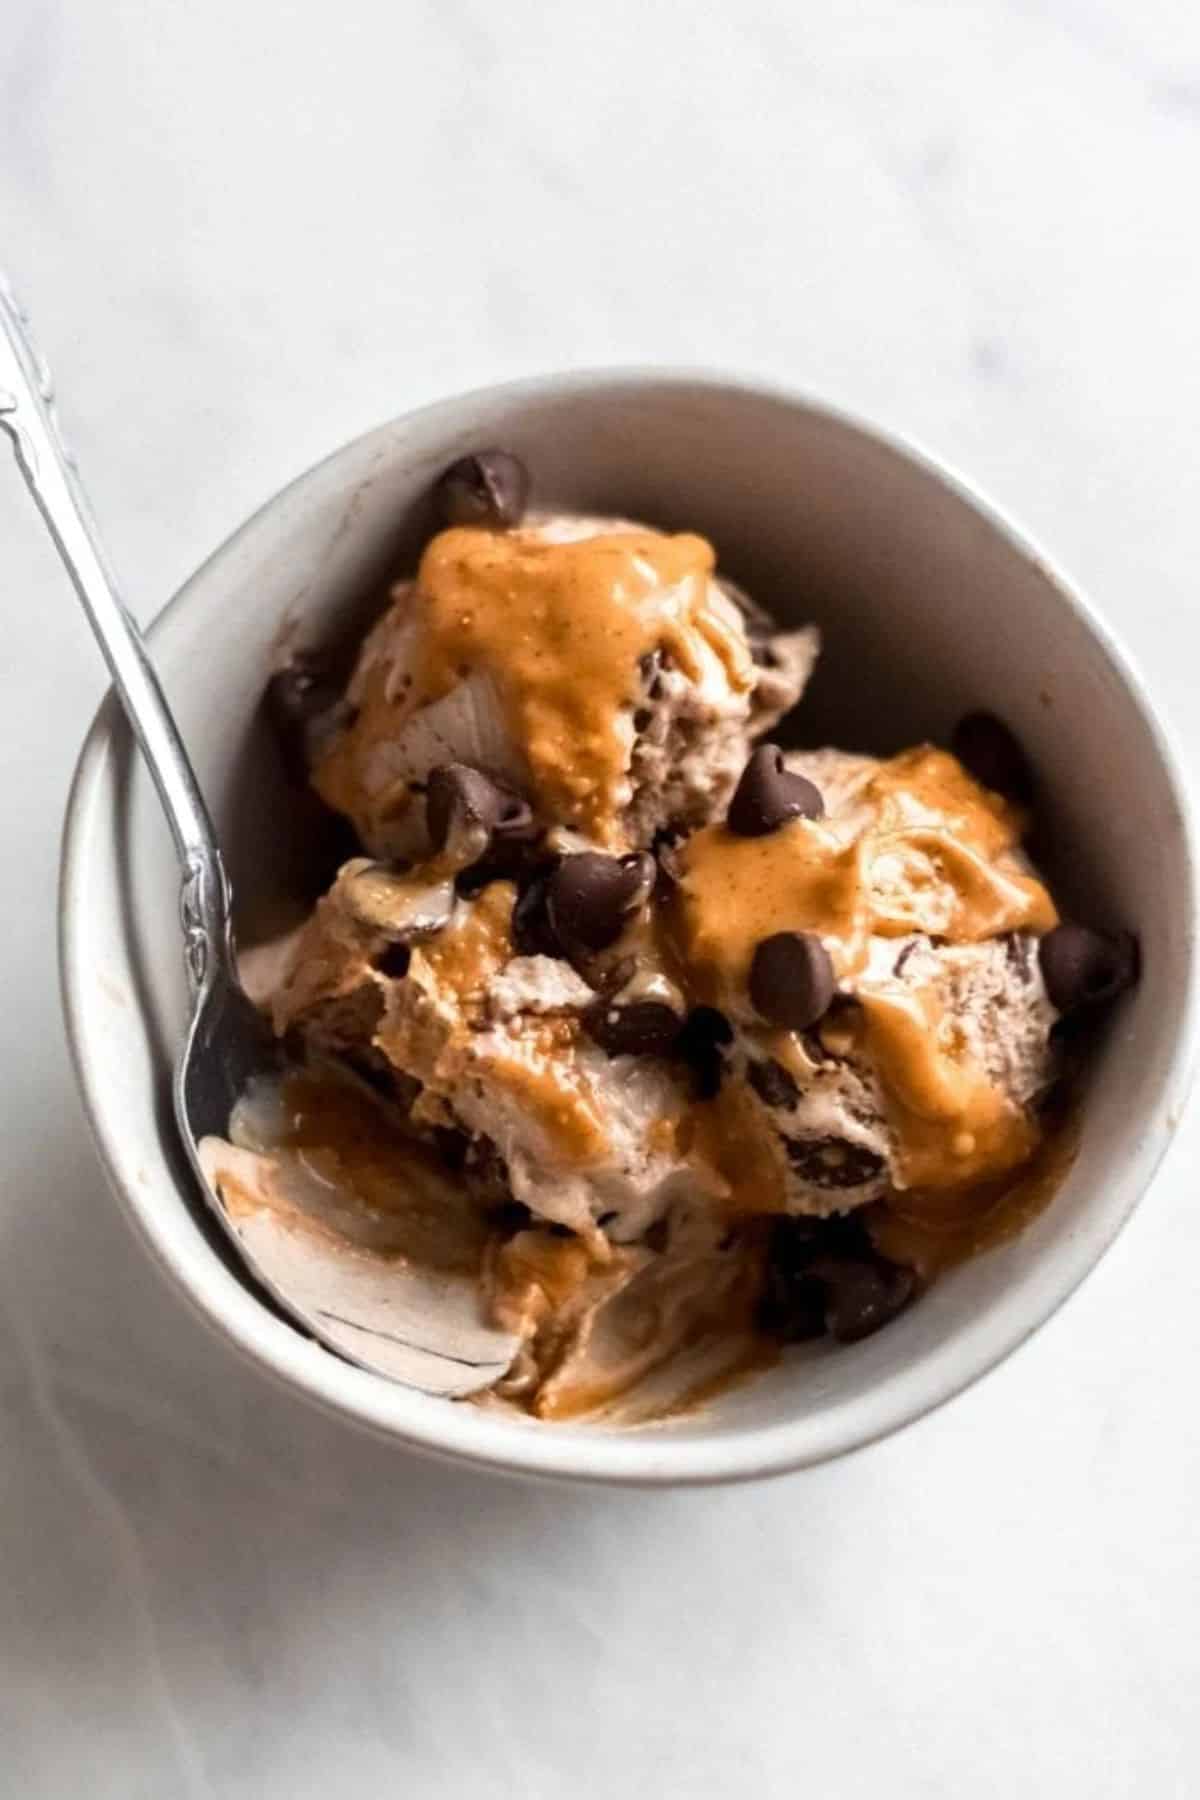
[0,275,515,1396]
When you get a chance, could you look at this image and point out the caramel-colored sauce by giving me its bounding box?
[323,524,753,847]
[266,1071,491,1274]
[674,744,1058,1192]
[680,1079,790,1214]
[484,1023,610,1165]
[868,1105,1080,1281]
[676,745,1055,999]
[852,983,1037,1189]
[415,878,514,1002]
[676,819,868,997]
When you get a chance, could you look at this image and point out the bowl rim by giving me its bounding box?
[58,366,1200,1487]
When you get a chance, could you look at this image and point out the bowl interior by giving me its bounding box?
[61,374,1196,1484]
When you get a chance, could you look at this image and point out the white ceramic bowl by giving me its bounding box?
[60,373,1198,1486]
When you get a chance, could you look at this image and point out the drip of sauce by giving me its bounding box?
[486,1225,767,1422]
[415,878,513,1001]
[321,524,753,847]
[868,1102,1080,1279]
[851,982,1037,1189]
[680,1079,790,1214]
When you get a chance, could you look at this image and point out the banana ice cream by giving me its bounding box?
[311,509,816,860]
[203,449,1137,1422]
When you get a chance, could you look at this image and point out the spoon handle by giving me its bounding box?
[0,272,233,994]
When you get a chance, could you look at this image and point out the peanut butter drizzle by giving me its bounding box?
[485,1023,610,1165]
[402,524,751,844]
[414,878,514,1002]
[868,1103,1080,1280]
[850,983,1037,1189]
[680,1080,790,1214]
[675,744,1058,1192]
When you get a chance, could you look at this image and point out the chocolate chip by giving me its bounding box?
[749,932,836,1029]
[784,1136,886,1191]
[426,763,535,870]
[433,449,530,529]
[372,942,412,980]
[264,653,353,784]
[546,852,655,954]
[747,1057,799,1110]
[486,1199,535,1234]
[1039,923,1139,1013]
[757,1216,829,1338]
[677,1005,733,1099]
[951,711,1034,805]
[633,707,652,732]
[433,1126,469,1170]
[341,1050,399,1102]
[809,1254,915,1344]
[757,1268,828,1341]
[583,997,682,1058]
[511,870,565,959]
[727,744,824,837]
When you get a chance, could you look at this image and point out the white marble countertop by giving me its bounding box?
[4,2,1200,1793]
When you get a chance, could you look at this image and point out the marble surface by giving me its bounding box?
[4,1,1200,1793]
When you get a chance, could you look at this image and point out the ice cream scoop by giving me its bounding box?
[309,510,818,860]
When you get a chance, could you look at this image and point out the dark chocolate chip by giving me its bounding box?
[511,871,565,959]
[784,1136,886,1191]
[1038,923,1139,1013]
[486,1199,535,1234]
[749,932,836,1029]
[546,852,656,954]
[757,1268,828,1341]
[757,1216,830,1338]
[809,1254,915,1344]
[747,1056,800,1110]
[583,997,682,1058]
[433,1126,469,1170]
[727,744,824,837]
[264,653,353,784]
[676,1005,733,1098]
[633,707,652,732]
[372,942,412,980]
[340,1052,395,1101]
[951,711,1034,805]
[433,449,530,529]
[426,763,534,869]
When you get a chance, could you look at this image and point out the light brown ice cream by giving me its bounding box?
[312,514,816,859]
[672,746,1060,1215]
